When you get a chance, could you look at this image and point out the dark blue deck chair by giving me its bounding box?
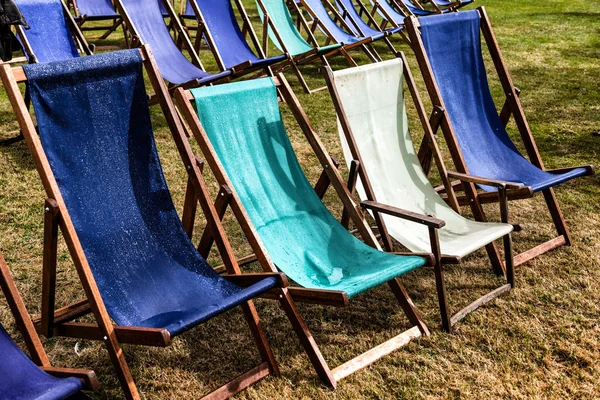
[1,47,286,399]
[115,0,230,88]
[15,0,93,64]
[299,0,389,63]
[69,0,123,40]
[406,9,594,267]
[186,0,287,78]
[0,254,98,399]
[175,75,432,388]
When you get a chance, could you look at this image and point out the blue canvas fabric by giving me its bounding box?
[190,78,426,298]
[370,0,406,24]
[419,11,588,192]
[193,0,286,69]
[16,0,79,63]
[120,0,230,85]
[336,0,402,36]
[76,0,118,18]
[23,50,277,337]
[302,0,383,44]
[401,0,434,16]
[0,324,83,400]
[182,0,194,17]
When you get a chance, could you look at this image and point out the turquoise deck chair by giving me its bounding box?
[175,76,435,388]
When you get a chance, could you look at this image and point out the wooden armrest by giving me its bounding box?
[544,164,594,175]
[360,200,445,229]
[447,171,525,190]
[223,272,288,288]
[40,367,99,390]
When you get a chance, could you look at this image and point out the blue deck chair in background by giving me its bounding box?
[0,46,287,399]
[299,0,390,63]
[186,0,287,79]
[0,0,93,146]
[175,76,434,388]
[333,0,408,48]
[68,0,123,40]
[0,254,99,399]
[323,57,516,332]
[115,0,230,89]
[406,9,594,266]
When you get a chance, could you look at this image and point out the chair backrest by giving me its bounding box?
[118,0,209,84]
[23,50,225,330]
[419,11,551,188]
[300,0,362,44]
[189,78,425,297]
[400,0,432,16]
[16,0,79,63]
[193,0,260,68]
[335,0,381,37]
[257,0,313,56]
[370,0,404,24]
[332,59,477,252]
[75,0,117,17]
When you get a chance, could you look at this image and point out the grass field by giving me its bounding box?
[0,0,599,398]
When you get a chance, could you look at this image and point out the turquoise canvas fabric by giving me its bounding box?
[256,0,340,56]
[190,78,426,298]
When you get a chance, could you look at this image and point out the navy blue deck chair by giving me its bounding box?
[0,47,287,399]
[15,0,93,64]
[175,75,433,388]
[299,0,389,63]
[187,0,287,78]
[115,0,230,87]
[406,9,593,267]
[0,254,98,399]
[69,0,123,40]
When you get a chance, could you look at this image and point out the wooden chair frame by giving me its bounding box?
[0,253,99,395]
[175,73,433,388]
[322,53,515,332]
[186,0,279,80]
[0,45,288,400]
[406,8,594,268]
[114,0,231,95]
[68,0,125,42]
[255,0,345,94]
[297,0,383,65]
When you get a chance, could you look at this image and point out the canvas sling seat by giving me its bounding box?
[69,0,122,40]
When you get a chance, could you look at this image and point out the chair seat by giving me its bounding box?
[0,325,84,400]
[137,277,278,337]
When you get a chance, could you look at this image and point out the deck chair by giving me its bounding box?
[0,254,99,399]
[175,76,434,388]
[0,0,93,146]
[69,0,123,40]
[323,57,515,332]
[299,0,390,63]
[186,0,287,79]
[406,9,594,267]
[333,0,408,47]
[15,0,93,64]
[256,0,344,93]
[0,47,288,400]
[115,0,230,88]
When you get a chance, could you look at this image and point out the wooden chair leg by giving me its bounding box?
[240,301,280,376]
[428,227,451,332]
[542,187,572,246]
[41,198,59,338]
[182,175,198,239]
[387,278,430,336]
[276,288,336,388]
[341,160,360,229]
[197,185,233,258]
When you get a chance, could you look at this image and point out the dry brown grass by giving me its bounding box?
[0,0,599,398]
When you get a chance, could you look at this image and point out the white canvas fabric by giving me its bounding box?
[333,59,513,258]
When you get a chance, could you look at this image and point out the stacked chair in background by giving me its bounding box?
[0,1,594,399]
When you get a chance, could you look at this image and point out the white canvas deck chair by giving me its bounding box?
[324,57,517,332]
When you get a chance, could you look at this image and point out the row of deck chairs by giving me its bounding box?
[0,5,594,400]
